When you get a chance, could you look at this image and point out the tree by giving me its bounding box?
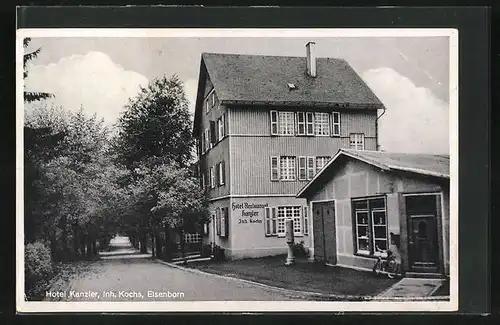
[23,37,53,103]
[115,75,194,169]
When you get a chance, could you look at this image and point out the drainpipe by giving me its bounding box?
[375,106,386,151]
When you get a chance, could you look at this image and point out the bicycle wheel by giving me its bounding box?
[372,259,382,275]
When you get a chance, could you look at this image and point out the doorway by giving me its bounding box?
[405,194,441,273]
[312,201,336,264]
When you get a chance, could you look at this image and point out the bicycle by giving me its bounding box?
[372,246,400,279]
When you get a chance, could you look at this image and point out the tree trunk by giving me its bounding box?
[164,224,171,262]
[140,233,147,254]
[73,224,79,258]
[151,230,155,257]
[155,227,162,259]
[86,233,92,259]
[92,240,97,255]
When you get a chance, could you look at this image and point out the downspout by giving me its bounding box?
[375,106,386,151]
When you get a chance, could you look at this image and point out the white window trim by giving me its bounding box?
[350,133,365,150]
[218,161,225,186]
[315,156,330,174]
[276,206,303,237]
[279,156,296,181]
[278,111,295,136]
[314,112,330,136]
[353,197,387,256]
[332,112,341,136]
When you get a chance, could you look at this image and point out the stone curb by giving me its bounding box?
[154,259,449,302]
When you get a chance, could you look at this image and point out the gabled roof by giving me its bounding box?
[202,52,383,108]
[297,149,450,198]
[194,52,384,134]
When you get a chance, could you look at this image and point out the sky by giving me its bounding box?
[23,35,451,154]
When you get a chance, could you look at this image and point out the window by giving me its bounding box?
[307,156,315,180]
[278,111,295,135]
[200,134,206,154]
[352,197,387,256]
[211,92,216,108]
[215,208,221,236]
[210,167,215,189]
[218,161,225,186]
[298,156,307,180]
[209,121,216,147]
[205,99,210,114]
[349,133,365,150]
[280,156,296,181]
[306,112,314,135]
[332,112,341,136]
[315,156,330,174]
[297,112,306,135]
[277,206,302,237]
[264,207,278,236]
[201,173,205,190]
[314,112,330,136]
[270,111,278,135]
[218,115,225,141]
[184,233,201,244]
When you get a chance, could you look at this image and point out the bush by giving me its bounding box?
[292,241,309,257]
[25,241,53,287]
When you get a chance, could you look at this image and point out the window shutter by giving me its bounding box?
[307,156,315,180]
[220,209,225,237]
[297,112,305,135]
[224,113,228,137]
[201,174,205,190]
[270,156,279,181]
[265,208,271,236]
[221,160,226,185]
[271,207,277,235]
[215,118,220,143]
[216,163,220,187]
[303,207,309,235]
[306,112,314,135]
[332,112,341,136]
[222,207,229,238]
[298,156,307,180]
[220,114,225,140]
[216,209,221,236]
[210,121,216,145]
[270,111,278,135]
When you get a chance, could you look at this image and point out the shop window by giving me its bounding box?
[352,197,387,256]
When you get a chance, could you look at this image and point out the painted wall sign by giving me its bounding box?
[232,202,268,225]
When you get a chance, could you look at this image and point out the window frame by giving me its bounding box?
[349,133,365,150]
[315,156,330,174]
[218,161,225,186]
[278,111,295,136]
[279,156,297,181]
[264,207,278,237]
[352,196,388,257]
[270,156,279,181]
[276,206,303,237]
[218,114,225,141]
[314,112,330,136]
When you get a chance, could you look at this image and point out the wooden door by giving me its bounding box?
[312,201,336,263]
[406,195,440,273]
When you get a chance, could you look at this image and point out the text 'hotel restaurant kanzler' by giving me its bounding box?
[193,42,450,278]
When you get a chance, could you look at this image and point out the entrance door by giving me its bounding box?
[312,201,336,264]
[405,195,440,273]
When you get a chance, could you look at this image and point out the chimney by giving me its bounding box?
[306,42,317,77]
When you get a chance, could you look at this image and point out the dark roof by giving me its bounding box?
[297,149,450,198]
[201,52,383,108]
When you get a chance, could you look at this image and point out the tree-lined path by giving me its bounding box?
[55,236,297,301]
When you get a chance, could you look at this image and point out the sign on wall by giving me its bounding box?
[232,202,268,225]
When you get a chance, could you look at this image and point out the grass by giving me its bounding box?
[185,254,399,297]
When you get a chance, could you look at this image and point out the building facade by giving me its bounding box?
[193,43,385,260]
[297,149,450,277]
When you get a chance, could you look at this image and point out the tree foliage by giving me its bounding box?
[116,75,194,169]
[23,37,53,103]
